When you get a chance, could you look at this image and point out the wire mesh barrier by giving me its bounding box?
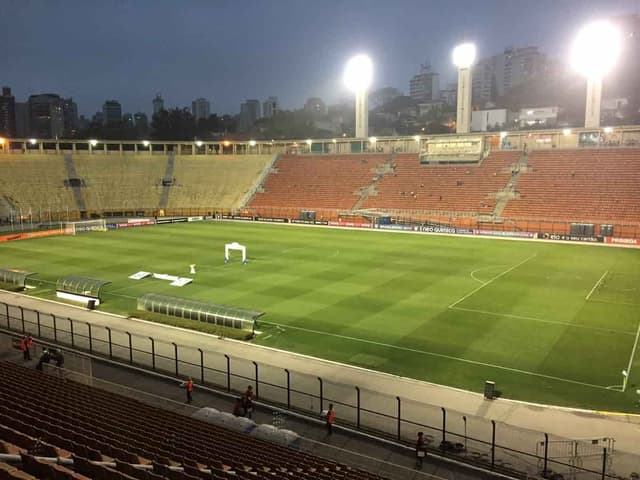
[1,299,639,480]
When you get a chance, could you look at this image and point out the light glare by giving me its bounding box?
[249,140,257,147]
[344,54,373,92]
[452,43,476,68]
[142,140,150,147]
[89,139,98,147]
[571,21,621,78]
[29,138,37,145]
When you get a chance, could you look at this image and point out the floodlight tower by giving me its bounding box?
[344,54,373,138]
[452,43,476,134]
[570,21,621,129]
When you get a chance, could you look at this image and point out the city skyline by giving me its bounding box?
[2,0,638,117]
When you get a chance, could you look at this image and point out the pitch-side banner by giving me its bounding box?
[604,237,640,246]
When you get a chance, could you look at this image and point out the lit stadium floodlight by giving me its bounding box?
[249,140,257,147]
[29,138,37,145]
[603,126,613,134]
[332,138,337,143]
[453,42,476,134]
[0,137,5,146]
[562,128,572,136]
[306,139,312,146]
[344,54,373,138]
[142,140,150,147]
[571,21,621,129]
[195,140,203,147]
[369,136,377,144]
[571,21,620,79]
[452,43,476,69]
[223,140,230,147]
[89,139,98,147]
[413,135,420,142]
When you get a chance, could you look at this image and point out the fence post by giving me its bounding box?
[355,386,361,429]
[36,311,41,337]
[252,361,259,399]
[105,326,112,359]
[53,315,57,342]
[20,307,25,333]
[543,433,549,475]
[601,447,607,480]
[68,318,74,347]
[126,332,132,364]
[285,369,290,409]
[491,420,496,469]
[86,322,92,353]
[149,337,155,370]
[198,348,204,384]
[396,396,401,441]
[4,303,8,328]
[318,377,323,413]
[441,407,446,453]
[171,342,178,376]
[463,415,467,453]
[224,354,230,392]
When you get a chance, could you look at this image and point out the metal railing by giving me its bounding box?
[2,300,638,480]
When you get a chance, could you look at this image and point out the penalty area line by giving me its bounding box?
[623,319,640,392]
[585,270,608,301]
[259,319,610,391]
[449,253,537,309]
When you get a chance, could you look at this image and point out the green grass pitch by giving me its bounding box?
[1,221,639,412]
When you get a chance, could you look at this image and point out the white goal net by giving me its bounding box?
[64,219,108,235]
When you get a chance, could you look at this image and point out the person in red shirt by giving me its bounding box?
[26,334,33,360]
[183,378,194,403]
[326,404,336,435]
[20,336,29,361]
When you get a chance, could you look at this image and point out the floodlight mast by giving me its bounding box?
[344,54,373,138]
[570,21,621,129]
[453,43,476,134]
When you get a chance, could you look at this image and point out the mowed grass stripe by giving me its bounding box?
[1,221,639,411]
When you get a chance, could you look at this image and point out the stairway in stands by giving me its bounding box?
[63,154,87,215]
[351,153,396,210]
[158,152,175,211]
[492,151,530,218]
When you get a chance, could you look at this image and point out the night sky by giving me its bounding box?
[1,0,637,117]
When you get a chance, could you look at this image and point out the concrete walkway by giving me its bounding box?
[1,290,639,477]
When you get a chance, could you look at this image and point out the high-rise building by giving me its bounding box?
[410,64,440,103]
[191,98,211,122]
[153,94,164,115]
[102,100,122,126]
[15,102,29,137]
[122,113,134,128]
[28,94,64,138]
[238,99,261,132]
[0,87,16,137]
[62,98,78,136]
[472,47,548,103]
[304,97,327,115]
[134,112,148,129]
[262,96,279,118]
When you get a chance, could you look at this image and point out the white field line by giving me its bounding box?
[623,320,640,392]
[585,270,609,300]
[450,306,636,336]
[448,254,537,309]
[259,319,610,391]
[469,265,507,285]
[586,298,640,308]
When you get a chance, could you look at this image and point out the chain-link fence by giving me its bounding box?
[2,300,639,480]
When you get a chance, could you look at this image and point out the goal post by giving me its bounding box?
[64,219,108,235]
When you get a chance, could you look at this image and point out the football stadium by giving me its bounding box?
[2,8,640,480]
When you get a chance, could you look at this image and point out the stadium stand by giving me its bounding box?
[73,154,167,214]
[0,360,387,480]
[501,148,640,222]
[0,154,76,215]
[249,154,390,211]
[361,151,520,214]
[167,155,272,211]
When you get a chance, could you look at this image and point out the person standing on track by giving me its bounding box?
[326,404,336,435]
[182,378,194,403]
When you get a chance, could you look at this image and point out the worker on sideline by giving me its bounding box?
[326,404,336,435]
[26,334,33,360]
[20,336,29,361]
[182,378,194,403]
